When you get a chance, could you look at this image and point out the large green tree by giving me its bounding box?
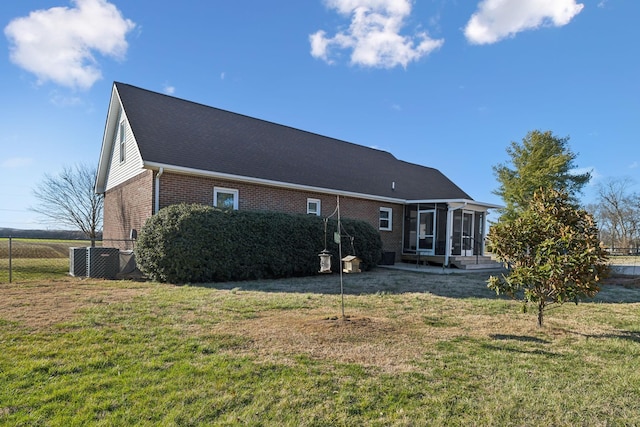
[487,188,608,327]
[493,130,591,221]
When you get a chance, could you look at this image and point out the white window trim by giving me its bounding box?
[307,198,321,216]
[379,207,393,231]
[213,187,239,210]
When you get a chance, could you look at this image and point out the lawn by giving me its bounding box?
[1,269,640,425]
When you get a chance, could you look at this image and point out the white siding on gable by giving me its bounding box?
[104,109,145,191]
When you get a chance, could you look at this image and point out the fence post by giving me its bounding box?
[9,236,12,283]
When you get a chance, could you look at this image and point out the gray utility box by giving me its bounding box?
[69,247,88,277]
[86,247,120,279]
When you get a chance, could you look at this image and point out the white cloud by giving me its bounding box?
[1,157,34,169]
[629,161,638,169]
[49,91,83,107]
[310,0,444,68]
[464,0,584,45]
[4,0,136,90]
[163,84,176,95]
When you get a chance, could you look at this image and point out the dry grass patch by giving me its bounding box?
[0,278,151,328]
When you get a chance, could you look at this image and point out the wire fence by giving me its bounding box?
[605,247,640,256]
[2,237,639,284]
[0,237,136,284]
[605,248,640,276]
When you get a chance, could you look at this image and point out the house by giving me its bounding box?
[95,82,499,268]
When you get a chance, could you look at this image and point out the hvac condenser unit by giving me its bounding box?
[86,247,120,279]
[69,247,88,277]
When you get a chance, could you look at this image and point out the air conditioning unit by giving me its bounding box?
[69,247,88,277]
[86,247,120,279]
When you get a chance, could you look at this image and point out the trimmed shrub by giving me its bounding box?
[135,204,382,283]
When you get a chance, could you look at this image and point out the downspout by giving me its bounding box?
[155,167,164,214]
[444,201,468,268]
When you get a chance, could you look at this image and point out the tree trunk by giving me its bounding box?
[537,301,544,327]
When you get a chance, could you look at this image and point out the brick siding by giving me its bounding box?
[103,170,154,250]
[104,170,404,255]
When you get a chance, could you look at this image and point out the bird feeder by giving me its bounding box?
[318,250,332,273]
[341,255,361,273]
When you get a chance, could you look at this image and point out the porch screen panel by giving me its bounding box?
[403,206,418,252]
[474,212,484,255]
[452,210,462,256]
[436,205,447,255]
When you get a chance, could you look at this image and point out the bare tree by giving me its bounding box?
[591,177,639,252]
[31,163,103,246]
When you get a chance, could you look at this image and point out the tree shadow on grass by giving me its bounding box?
[196,269,502,299]
[482,334,559,357]
[489,334,551,344]
[193,269,640,303]
[571,330,640,344]
[481,344,559,357]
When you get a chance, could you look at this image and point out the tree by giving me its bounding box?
[588,178,639,251]
[493,130,591,222]
[31,163,103,246]
[487,188,608,327]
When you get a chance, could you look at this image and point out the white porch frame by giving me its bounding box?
[405,199,500,267]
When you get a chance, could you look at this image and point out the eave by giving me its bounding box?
[143,161,502,210]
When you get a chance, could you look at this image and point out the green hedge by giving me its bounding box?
[135,204,382,283]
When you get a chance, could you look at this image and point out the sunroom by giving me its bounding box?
[401,199,500,268]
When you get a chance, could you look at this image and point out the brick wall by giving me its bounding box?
[105,170,405,255]
[103,170,154,250]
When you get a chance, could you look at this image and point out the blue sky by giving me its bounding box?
[1,0,638,229]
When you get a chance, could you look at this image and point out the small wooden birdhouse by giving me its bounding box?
[341,255,361,273]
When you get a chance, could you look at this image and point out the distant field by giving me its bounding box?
[0,238,98,259]
[608,255,640,266]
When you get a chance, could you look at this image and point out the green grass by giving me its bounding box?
[1,271,640,425]
[0,258,69,283]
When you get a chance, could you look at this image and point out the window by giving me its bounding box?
[118,120,126,163]
[307,198,321,216]
[379,207,393,231]
[213,187,238,210]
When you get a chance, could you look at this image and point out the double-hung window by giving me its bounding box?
[379,207,393,231]
[307,198,321,216]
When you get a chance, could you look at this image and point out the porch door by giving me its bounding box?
[461,211,474,256]
[418,210,435,255]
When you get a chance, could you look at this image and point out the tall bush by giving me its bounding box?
[135,204,382,283]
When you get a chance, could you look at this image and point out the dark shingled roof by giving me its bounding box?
[115,82,471,201]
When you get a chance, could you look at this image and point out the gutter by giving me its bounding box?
[143,161,406,205]
[154,167,164,214]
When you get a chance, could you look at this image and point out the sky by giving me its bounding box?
[0,0,638,230]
